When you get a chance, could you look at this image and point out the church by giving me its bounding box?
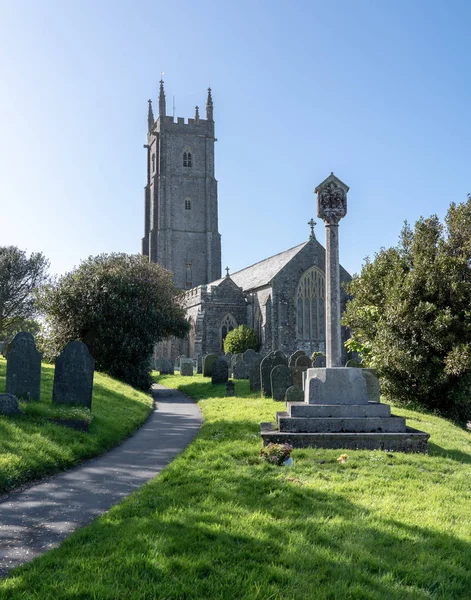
[142,81,351,360]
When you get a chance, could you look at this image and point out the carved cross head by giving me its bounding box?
[315,173,349,225]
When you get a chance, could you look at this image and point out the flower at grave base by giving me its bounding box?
[337,454,349,464]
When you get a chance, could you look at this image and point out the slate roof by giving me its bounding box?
[210,241,308,292]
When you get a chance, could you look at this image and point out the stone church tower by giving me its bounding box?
[142,80,221,289]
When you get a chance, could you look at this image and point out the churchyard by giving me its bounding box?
[1,371,469,598]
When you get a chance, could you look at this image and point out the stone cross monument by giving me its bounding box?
[315,173,350,367]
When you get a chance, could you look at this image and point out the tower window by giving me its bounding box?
[151,153,155,172]
[183,151,192,168]
[185,263,192,289]
[185,198,191,210]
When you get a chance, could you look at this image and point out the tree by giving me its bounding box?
[343,196,471,421]
[0,246,49,337]
[224,325,259,354]
[36,253,189,389]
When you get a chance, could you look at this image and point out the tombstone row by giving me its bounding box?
[1,333,95,416]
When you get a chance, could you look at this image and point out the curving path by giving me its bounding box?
[0,383,202,577]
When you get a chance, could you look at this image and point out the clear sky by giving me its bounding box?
[1,0,470,278]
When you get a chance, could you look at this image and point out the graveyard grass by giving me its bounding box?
[1,374,470,599]
[0,357,153,493]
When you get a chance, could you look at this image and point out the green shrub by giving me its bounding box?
[223,325,259,354]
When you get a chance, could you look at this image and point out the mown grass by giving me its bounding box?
[1,373,471,599]
[0,357,153,493]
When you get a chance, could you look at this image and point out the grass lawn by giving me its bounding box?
[0,357,153,494]
[1,373,470,599]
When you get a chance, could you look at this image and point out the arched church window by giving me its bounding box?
[220,313,237,351]
[183,151,192,168]
[185,198,191,210]
[185,262,192,289]
[296,266,325,342]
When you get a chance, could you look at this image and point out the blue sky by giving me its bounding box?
[1,0,470,278]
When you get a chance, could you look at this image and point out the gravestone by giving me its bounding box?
[226,380,235,397]
[203,354,218,377]
[249,360,262,392]
[313,354,326,367]
[270,364,293,401]
[211,359,228,385]
[234,353,243,363]
[243,349,259,363]
[288,350,306,367]
[1,335,13,358]
[295,355,312,368]
[0,393,24,415]
[52,341,95,408]
[260,354,287,397]
[290,366,307,389]
[180,359,194,377]
[362,369,381,403]
[154,357,164,372]
[274,350,286,360]
[233,360,249,379]
[346,358,362,368]
[159,359,174,375]
[6,332,42,401]
[285,385,304,403]
[197,355,203,374]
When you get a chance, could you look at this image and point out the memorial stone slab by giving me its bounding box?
[211,359,229,385]
[6,332,41,401]
[285,386,304,403]
[159,359,174,375]
[249,360,262,392]
[295,355,312,368]
[0,393,24,415]
[52,341,95,408]
[233,360,249,379]
[288,350,306,367]
[271,365,293,401]
[260,354,287,397]
[203,354,218,377]
[180,359,194,377]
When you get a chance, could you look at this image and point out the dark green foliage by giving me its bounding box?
[36,253,189,389]
[343,196,471,421]
[223,325,259,354]
[0,246,49,337]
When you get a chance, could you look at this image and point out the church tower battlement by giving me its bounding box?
[142,81,221,289]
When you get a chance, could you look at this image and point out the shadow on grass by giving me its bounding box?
[427,442,471,465]
[3,462,470,599]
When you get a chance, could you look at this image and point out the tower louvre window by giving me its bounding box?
[185,198,191,210]
[183,151,192,168]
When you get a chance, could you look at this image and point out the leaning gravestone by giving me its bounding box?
[159,359,174,375]
[52,341,95,408]
[270,364,293,401]
[288,350,306,367]
[260,354,287,397]
[203,354,218,377]
[211,358,229,385]
[6,332,42,401]
[285,385,304,403]
[180,358,194,377]
[295,355,312,368]
[233,360,249,379]
[0,393,24,415]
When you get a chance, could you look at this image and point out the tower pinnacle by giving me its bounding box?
[159,79,166,117]
[147,99,154,131]
[206,87,213,121]
[195,105,200,123]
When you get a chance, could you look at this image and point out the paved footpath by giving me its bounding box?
[0,384,202,577]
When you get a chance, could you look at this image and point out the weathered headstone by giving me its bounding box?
[180,358,194,376]
[211,358,228,385]
[233,360,249,379]
[288,350,306,367]
[203,353,218,377]
[226,380,235,397]
[0,393,24,415]
[196,355,203,374]
[285,385,304,402]
[313,354,326,367]
[243,348,259,363]
[260,354,287,397]
[154,357,164,372]
[362,369,381,403]
[271,364,293,401]
[249,360,262,392]
[295,355,312,368]
[290,366,308,389]
[159,359,174,375]
[6,332,42,401]
[52,341,95,408]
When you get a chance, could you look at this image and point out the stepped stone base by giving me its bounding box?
[287,401,390,418]
[260,422,430,453]
[277,411,406,433]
